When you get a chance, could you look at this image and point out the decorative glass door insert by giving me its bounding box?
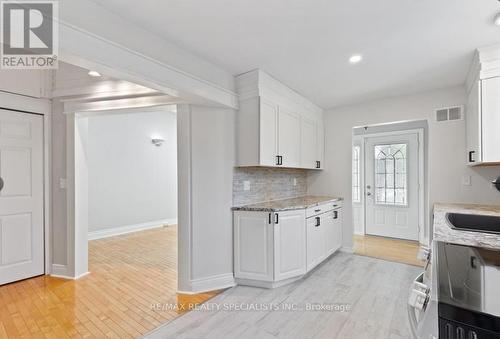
[374,143,407,206]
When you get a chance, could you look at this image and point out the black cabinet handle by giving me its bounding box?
[314,209,321,213]
[275,155,283,166]
[275,213,279,224]
[0,177,3,192]
[316,161,321,169]
[315,217,320,227]
[333,211,338,219]
[268,213,272,224]
[468,151,475,163]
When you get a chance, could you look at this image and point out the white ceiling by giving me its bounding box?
[90,0,500,108]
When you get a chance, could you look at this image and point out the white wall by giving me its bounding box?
[87,110,177,234]
[308,86,500,249]
[177,104,236,293]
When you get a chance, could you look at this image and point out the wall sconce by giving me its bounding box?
[151,138,165,147]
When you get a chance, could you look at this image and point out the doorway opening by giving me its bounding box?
[351,120,428,267]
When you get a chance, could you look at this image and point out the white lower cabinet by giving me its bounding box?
[306,215,325,271]
[274,210,307,281]
[306,209,343,271]
[234,203,343,288]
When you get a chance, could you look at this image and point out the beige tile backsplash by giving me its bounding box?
[233,167,307,206]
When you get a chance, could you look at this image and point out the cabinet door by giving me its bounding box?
[481,77,500,163]
[323,211,335,256]
[274,210,306,281]
[300,117,317,169]
[326,209,343,255]
[466,80,482,164]
[234,211,274,281]
[278,107,301,167]
[260,99,279,166]
[317,120,325,169]
[306,215,326,272]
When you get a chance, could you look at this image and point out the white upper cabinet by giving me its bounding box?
[260,99,279,166]
[278,106,301,167]
[465,47,500,165]
[480,77,500,163]
[236,69,324,169]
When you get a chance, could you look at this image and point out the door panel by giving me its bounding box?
[300,118,316,169]
[0,109,44,285]
[274,210,306,281]
[466,80,481,163]
[481,77,500,163]
[278,107,301,167]
[306,216,325,271]
[234,211,274,281]
[0,148,32,196]
[260,100,278,166]
[365,134,419,241]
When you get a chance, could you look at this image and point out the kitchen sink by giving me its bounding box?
[446,213,500,234]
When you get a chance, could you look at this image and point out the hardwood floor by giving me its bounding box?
[146,253,421,339]
[0,226,220,338]
[353,234,424,267]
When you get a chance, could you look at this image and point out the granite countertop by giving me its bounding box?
[232,196,343,212]
[433,203,500,250]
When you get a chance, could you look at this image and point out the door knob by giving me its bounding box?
[0,177,3,192]
[366,192,372,196]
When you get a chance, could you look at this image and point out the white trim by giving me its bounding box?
[0,90,52,277]
[88,219,177,240]
[178,273,236,294]
[50,264,89,280]
[63,95,180,114]
[58,20,238,109]
[357,128,427,245]
[50,264,69,277]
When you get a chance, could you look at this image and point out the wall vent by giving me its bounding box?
[435,106,463,122]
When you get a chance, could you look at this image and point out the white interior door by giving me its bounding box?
[0,109,44,285]
[365,133,419,241]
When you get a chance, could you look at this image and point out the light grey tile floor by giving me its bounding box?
[145,253,420,339]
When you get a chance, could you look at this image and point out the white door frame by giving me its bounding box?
[68,105,177,279]
[57,20,238,292]
[357,128,426,244]
[0,91,52,276]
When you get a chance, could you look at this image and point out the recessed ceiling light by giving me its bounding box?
[495,13,500,26]
[349,54,363,64]
[88,70,101,77]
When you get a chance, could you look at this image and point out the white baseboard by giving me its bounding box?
[88,218,177,240]
[178,273,236,294]
[50,264,69,278]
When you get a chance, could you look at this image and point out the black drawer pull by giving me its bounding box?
[315,217,320,227]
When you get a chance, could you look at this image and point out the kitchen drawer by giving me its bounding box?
[306,200,342,218]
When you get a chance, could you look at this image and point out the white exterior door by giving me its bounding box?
[365,133,419,241]
[0,109,44,285]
